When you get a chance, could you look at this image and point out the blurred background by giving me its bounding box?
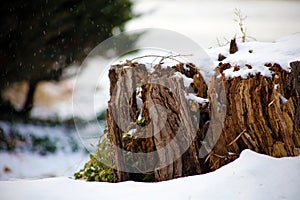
[0,0,299,180]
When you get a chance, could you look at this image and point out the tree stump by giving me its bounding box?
[106,60,300,182]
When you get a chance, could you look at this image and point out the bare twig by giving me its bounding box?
[234,8,247,43]
[216,37,230,47]
[227,129,247,146]
[130,54,193,65]
[212,153,228,159]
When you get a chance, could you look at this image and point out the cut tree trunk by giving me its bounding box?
[106,60,300,182]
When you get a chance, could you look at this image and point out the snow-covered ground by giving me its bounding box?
[0,152,88,180]
[0,121,89,181]
[1,150,299,200]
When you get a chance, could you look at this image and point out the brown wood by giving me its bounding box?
[229,38,238,54]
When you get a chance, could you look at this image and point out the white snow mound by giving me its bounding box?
[0,150,299,200]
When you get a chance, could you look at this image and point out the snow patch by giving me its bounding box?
[174,72,193,88]
[183,63,190,71]
[0,152,88,181]
[207,34,300,79]
[278,93,288,104]
[185,93,208,105]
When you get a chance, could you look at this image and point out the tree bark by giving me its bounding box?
[291,61,300,133]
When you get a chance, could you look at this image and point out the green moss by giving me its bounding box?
[136,116,146,126]
[74,153,114,182]
[74,138,115,182]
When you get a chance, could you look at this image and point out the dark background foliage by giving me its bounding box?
[0,0,134,115]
